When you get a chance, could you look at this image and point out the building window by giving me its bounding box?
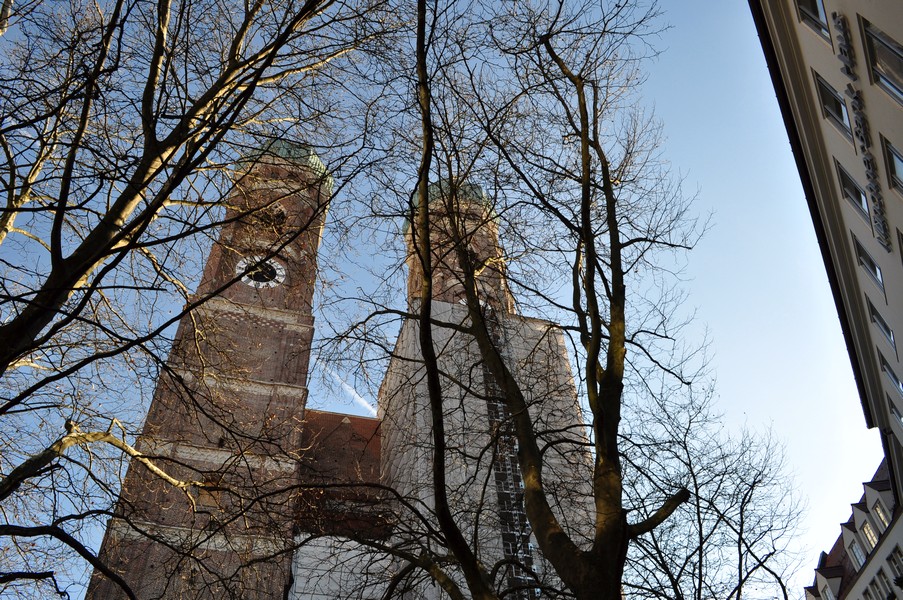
[877,569,893,595]
[862,520,879,550]
[888,546,903,577]
[892,402,903,428]
[873,501,890,530]
[798,0,829,37]
[816,75,852,135]
[868,300,896,350]
[850,539,867,569]
[881,355,903,398]
[854,237,885,289]
[865,21,903,104]
[859,521,878,552]
[837,162,870,219]
[885,139,903,192]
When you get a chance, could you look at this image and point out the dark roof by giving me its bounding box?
[866,478,892,492]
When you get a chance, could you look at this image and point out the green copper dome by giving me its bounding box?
[241,139,334,196]
[403,179,495,233]
[425,180,489,207]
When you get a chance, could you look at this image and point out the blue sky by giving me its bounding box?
[642,0,884,588]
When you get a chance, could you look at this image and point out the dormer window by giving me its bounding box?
[850,539,867,569]
[873,501,890,530]
[862,520,879,550]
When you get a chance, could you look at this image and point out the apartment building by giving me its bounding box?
[749,1,903,597]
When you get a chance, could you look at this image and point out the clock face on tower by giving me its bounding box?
[236,256,286,288]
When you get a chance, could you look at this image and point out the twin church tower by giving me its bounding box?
[88,143,588,599]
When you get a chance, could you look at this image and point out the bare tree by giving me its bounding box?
[0,0,801,597]
[622,390,802,600]
[314,1,799,599]
[0,0,394,595]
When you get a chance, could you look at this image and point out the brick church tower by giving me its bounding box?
[88,141,332,599]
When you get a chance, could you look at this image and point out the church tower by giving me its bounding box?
[88,141,332,599]
[379,182,591,599]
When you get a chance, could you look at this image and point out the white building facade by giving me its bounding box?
[749,1,903,598]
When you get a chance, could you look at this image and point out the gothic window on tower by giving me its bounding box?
[257,204,288,230]
[236,256,286,288]
[864,21,903,104]
[796,0,829,37]
[815,74,852,137]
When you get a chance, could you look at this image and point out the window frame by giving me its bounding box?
[864,21,903,105]
[837,161,870,220]
[881,355,903,398]
[815,74,853,136]
[891,402,903,429]
[874,501,890,530]
[862,520,879,550]
[884,138,903,193]
[876,568,892,595]
[888,545,903,578]
[850,539,867,569]
[854,237,885,290]
[797,0,829,38]
[868,299,897,351]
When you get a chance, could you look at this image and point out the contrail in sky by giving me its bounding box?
[323,365,377,416]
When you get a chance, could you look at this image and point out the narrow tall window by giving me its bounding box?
[877,569,892,595]
[837,162,870,218]
[854,237,885,289]
[798,0,829,37]
[816,75,852,135]
[888,546,903,577]
[874,501,890,530]
[885,139,903,192]
[865,21,903,104]
[868,299,896,350]
[850,539,867,569]
[862,520,879,550]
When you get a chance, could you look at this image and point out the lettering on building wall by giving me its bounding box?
[833,12,858,81]
[834,12,892,251]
